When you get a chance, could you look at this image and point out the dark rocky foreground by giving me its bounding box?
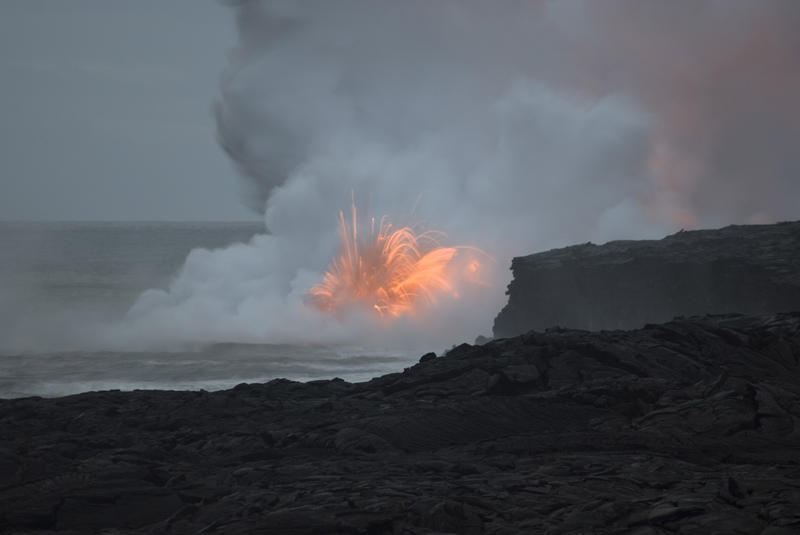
[494,220,800,338]
[2,313,800,534]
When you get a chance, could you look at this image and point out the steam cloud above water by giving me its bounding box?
[121,0,800,349]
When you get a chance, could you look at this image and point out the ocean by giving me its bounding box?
[0,222,416,399]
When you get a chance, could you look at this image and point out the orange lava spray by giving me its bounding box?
[309,201,488,318]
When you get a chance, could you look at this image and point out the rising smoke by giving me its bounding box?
[119,0,800,350]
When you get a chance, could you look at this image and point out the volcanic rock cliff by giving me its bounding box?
[2,312,800,534]
[493,220,800,338]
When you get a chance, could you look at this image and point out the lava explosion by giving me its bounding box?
[309,204,486,318]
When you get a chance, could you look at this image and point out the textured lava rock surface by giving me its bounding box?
[2,313,800,534]
[494,221,800,338]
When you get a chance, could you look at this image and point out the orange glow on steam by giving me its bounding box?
[309,202,488,318]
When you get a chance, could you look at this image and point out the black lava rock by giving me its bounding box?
[419,352,437,363]
[1,312,800,533]
[494,220,800,337]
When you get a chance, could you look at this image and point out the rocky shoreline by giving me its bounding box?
[2,312,800,534]
[494,220,800,337]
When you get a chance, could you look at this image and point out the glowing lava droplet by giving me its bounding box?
[309,202,487,318]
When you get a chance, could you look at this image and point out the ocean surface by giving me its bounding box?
[0,222,417,399]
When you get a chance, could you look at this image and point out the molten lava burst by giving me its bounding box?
[309,205,483,317]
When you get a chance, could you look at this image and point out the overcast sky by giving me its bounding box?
[0,1,256,221]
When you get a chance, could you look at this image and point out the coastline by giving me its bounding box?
[2,312,799,533]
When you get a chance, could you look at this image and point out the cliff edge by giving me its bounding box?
[494,220,800,338]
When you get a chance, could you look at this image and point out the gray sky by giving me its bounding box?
[0,1,255,221]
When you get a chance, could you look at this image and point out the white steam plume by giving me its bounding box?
[118,0,800,350]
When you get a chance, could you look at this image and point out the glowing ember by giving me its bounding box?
[309,203,486,317]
